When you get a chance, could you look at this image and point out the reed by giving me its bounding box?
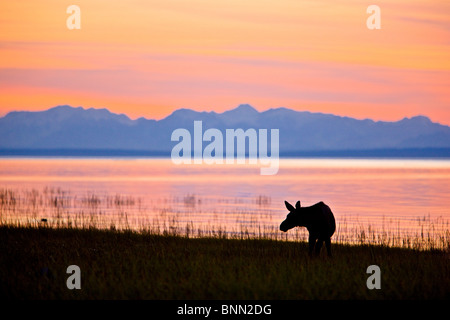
[1,225,449,299]
[0,187,449,251]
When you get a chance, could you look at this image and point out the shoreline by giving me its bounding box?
[1,225,448,300]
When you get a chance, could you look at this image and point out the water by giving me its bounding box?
[0,158,449,248]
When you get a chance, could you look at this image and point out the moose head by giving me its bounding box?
[280,200,302,232]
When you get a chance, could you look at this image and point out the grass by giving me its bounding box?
[1,225,449,300]
[1,187,449,251]
[1,187,449,299]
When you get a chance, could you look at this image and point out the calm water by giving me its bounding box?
[1,158,449,247]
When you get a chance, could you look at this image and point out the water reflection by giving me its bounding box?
[0,158,449,249]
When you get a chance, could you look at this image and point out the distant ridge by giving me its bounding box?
[1,104,450,157]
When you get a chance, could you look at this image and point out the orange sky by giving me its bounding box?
[0,0,449,124]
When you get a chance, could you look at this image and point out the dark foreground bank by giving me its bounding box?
[0,226,448,300]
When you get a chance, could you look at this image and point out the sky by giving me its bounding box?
[0,0,449,124]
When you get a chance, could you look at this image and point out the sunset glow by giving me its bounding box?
[0,0,449,123]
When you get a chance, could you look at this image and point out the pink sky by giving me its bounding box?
[0,0,449,124]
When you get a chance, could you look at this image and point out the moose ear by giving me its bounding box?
[296,201,301,210]
[284,201,295,212]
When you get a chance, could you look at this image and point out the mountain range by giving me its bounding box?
[1,104,450,157]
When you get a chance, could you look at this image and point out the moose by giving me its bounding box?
[280,201,336,257]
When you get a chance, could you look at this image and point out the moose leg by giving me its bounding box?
[308,234,317,257]
[315,238,324,255]
[325,237,332,257]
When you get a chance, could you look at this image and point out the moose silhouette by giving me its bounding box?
[280,201,336,257]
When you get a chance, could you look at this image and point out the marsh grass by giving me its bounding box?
[0,225,449,299]
[0,187,449,251]
[1,188,449,299]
